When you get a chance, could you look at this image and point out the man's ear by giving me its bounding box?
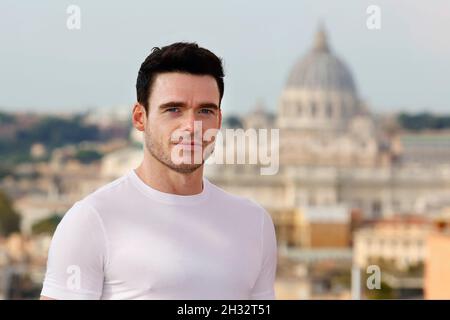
[132,103,146,132]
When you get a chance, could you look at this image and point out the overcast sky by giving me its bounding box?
[1,0,449,116]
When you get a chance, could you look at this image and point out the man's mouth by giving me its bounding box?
[174,140,203,146]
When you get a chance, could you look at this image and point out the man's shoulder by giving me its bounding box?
[79,174,128,203]
[206,179,267,213]
[73,172,132,214]
[207,180,275,232]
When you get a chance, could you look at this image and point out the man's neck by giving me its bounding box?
[134,152,204,196]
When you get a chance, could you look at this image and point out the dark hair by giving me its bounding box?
[136,42,225,112]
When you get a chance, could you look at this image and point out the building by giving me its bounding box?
[353,216,431,271]
[292,205,351,248]
[424,210,450,299]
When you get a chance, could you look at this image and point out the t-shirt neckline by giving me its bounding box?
[128,169,211,206]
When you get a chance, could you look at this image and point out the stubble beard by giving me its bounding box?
[144,130,204,174]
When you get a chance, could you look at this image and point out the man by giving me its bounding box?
[40,42,277,300]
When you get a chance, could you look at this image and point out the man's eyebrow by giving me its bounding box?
[158,102,219,110]
[198,103,219,110]
[158,102,186,109]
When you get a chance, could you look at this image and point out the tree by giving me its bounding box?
[0,190,21,237]
[31,214,62,235]
[73,149,103,164]
[364,280,394,299]
[398,112,450,131]
[223,115,244,129]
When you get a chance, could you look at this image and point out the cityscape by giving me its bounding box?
[1,18,450,299]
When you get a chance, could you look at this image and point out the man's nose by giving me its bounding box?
[180,111,201,134]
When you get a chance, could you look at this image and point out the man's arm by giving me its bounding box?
[250,209,278,300]
[40,201,107,300]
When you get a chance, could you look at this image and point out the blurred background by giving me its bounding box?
[1,0,450,299]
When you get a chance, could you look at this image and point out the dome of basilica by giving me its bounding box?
[286,26,357,95]
[277,25,363,131]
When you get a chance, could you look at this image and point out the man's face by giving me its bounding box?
[143,72,222,174]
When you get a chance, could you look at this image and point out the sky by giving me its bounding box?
[1,0,449,116]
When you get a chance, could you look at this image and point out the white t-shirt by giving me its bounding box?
[41,169,277,300]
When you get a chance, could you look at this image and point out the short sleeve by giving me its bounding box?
[250,209,278,300]
[41,201,108,300]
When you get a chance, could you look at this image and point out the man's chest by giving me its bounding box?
[102,216,261,298]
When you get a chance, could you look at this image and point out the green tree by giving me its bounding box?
[74,149,103,164]
[0,190,21,236]
[0,111,15,124]
[364,280,395,299]
[398,112,450,131]
[0,165,13,179]
[0,114,102,165]
[223,115,244,128]
[31,214,62,235]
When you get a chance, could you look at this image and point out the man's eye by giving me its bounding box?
[200,109,213,114]
[166,107,180,113]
